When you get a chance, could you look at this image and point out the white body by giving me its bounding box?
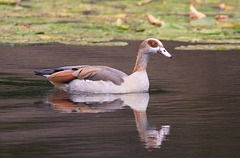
[63,71,149,93]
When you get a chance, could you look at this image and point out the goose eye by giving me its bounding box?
[148,40,158,48]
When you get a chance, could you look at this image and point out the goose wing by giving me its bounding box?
[35,65,128,85]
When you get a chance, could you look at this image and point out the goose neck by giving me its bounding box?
[133,51,150,72]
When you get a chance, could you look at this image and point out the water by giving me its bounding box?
[0,41,239,157]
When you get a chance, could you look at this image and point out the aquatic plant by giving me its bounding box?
[0,0,239,49]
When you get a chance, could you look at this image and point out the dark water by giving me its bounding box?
[0,41,239,158]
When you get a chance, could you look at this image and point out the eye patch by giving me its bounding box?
[147,40,158,48]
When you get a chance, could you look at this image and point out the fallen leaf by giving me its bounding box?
[23,24,30,29]
[37,35,68,40]
[218,3,235,11]
[98,13,127,19]
[215,15,229,21]
[116,18,122,25]
[220,23,240,29]
[137,0,153,6]
[147,13,165,26]
[190,4,206,21]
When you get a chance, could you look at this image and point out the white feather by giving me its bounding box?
[62,71,149,93]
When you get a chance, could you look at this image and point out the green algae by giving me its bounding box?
[191,17,216,26]
[0,0,18,6]
[0,0,239,48]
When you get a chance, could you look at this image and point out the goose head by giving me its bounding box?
[139,38,172,58]
[134,38,172,72]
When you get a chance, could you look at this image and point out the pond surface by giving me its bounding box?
[0,41,239,157]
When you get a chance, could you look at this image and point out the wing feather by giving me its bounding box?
[47,70,76,83]
[36,65,128,85]
[72,66,127,85]
[72,67,103,79]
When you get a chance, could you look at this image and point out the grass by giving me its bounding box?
[0,0,239,49]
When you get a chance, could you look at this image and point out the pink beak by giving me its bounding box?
[158,47,172,58]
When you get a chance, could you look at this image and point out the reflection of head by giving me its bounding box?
[46,91,170,149]
[144,125,170,149]
[133,109,170,149]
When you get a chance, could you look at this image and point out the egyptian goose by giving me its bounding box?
[35,38,172,93]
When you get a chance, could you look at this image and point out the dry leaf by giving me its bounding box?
[98,13,127,19]
[218,3,235,11]
[190,4,206,21]
[23,24,30,29]
[116,18,122,25]
[215,15,229,21]
[137,0,153,6]
[147,13,165,26]
[37,35,68,40]
[220,23,235,28]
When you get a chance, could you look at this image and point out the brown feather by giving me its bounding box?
[72,66,126,85]
[41,65,127,85]
[72,67,103,79]
[48,70,76,83]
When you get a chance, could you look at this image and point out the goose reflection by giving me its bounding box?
[46,91,170,149]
